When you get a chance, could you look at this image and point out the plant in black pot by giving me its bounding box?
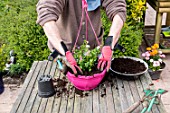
[141,43,166,80]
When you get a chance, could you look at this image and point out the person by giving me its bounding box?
[36,0,126,74]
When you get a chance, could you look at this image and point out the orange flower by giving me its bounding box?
[146,47,151,51]
[154,43,159,49]
[150,52,154,56]
[152,49,158,55]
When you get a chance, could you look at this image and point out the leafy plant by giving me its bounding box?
[0,44,7,72]
[126,0,146,25]
[113,23,144,57]
[9,63,25,76]
[0,0,50,72]
[142,44,166,71]
[73,40,101,73]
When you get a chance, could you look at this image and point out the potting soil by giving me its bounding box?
[111,58,146,74]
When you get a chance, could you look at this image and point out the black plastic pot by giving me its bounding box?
[149,62,166,80]
[38,75,55,98]
[0,73,4,94]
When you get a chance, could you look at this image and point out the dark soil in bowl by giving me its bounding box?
[111,58,146,74]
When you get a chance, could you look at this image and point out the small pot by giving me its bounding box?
[149,62,166,80]
[38,75,55,98]
[66,69,107,91]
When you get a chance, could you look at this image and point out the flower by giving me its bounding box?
[142,43,166,71]
[74,40,101,73]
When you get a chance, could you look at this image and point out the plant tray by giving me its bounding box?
[162,31,170,39]
[110,56,148,76]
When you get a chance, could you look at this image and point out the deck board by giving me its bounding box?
[10,60,167,113]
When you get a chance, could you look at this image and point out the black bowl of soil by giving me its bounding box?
[110,56,148,76]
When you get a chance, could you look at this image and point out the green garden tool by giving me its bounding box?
[144,89,167,113]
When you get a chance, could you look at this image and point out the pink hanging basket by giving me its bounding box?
[66,69,107,91]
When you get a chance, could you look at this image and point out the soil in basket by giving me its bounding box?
[111,58,146,74]
[67,65,101,76]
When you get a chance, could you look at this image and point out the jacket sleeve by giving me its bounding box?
[36,0,66,26]
[102,0,126,23]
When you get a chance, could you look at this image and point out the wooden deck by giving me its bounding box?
[10,60,167,113]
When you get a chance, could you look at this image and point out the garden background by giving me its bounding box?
[0,0,146,76]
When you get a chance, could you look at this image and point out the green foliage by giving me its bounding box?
[74,40,101,72]
[101,0,146,57]
[126,0,146,25]
[0,44,7,72]
[0,0,50,72]
[113,24,144,57]
[9,63,25,76]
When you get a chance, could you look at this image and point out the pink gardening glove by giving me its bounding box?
[97,46,112,72]
[66,51,83,75]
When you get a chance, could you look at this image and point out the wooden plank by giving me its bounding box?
[58,73,69,113]
[10,61,38,113]
[116,77,129,112]
[17,61,43,113]
[122,80,134,109]
[44,62,58,113]
[31,60,48,113]
[159,2,170,7]
[38,61,53,113]
[111,76,122,113]
[134,75,153,113]
[65,85,75,113]
[79,90,92,113]
[166,12,170,26]
[25,61,54,113]
[99,82,107,113]
[92,87,100,113]
[73,89,81,113]
[128,79,143,113]
[51,70,62,113]
[105,77,115,113]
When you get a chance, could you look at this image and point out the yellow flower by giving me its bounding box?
[151,46,156,50]
[154,43,159,49]
[146,47,151,51]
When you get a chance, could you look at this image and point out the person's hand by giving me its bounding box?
[65,51,83,75]
[97,46,112,71]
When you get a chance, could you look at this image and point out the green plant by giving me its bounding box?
[0,0,50,71]
[113,23,143,57]
[73,40,101,73]
[0,44,7,72]
[126,0,146,25]
[9,63,25,76]
[142,44,166,71]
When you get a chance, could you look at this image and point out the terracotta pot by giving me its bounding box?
[66,69,107,91]
[148,62,166,80]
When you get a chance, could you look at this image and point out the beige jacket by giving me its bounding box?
[36,0,126,51]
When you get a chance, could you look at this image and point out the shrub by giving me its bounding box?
[0,0,50,72]
[9,63,25,76]
[113,23,144,57]
[0,44,7,72]
[126,0,146,25]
